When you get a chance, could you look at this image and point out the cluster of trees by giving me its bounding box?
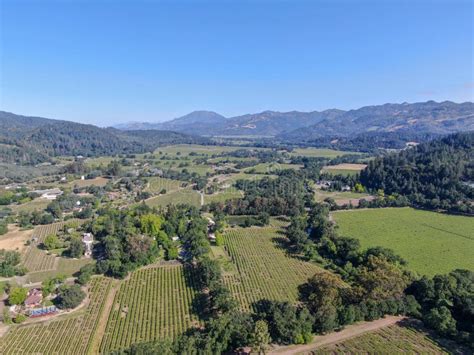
[360,132,474,214]
[0,188,34,206]
[0,250,27,277]
[209,173,311,216]
[407,269,474,346]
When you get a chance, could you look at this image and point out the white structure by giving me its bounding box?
[82,233,94,257]
[33,188,63,200]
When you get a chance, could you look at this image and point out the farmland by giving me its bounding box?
[321,163,367,176]
[222,226,325,311]
[0,277,112,355]
[310,323,458,354]
[290,148,360,158]
[145,188,201,208]
[332,207,474,276]
[99,264,200,353]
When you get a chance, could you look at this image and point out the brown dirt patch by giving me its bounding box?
[324,163,367,171]
[0,225,33,252]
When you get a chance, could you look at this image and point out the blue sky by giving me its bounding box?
[0,0,472,126]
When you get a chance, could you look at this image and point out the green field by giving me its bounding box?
[100,264,200,353]
[145,188,201,208]
[144,177,184,193]
[332,208,474,276]
[290,148,359,158]
[154,144,266,156]
[203,189,242,204]
[311,323,456,354]
[221,226,324,311]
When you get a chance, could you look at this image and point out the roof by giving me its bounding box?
[25,289,42,306]
[82,233,93,242]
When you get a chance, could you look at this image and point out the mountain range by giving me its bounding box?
[114,101,474,139]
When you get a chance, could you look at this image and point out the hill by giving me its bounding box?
[0,111,207,163]
[360,131,474,214]
[114,101,474,139]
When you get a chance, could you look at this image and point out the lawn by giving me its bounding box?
[332,207,474,276]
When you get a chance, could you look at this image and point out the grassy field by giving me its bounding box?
[8,199,51,214]
[290,148,359,158]
[310,323,459,354]
[221,226,325,311]
[154,144,265,156]
[0,277,112,355]
[243,162,302,173]
[99,264,200,353]
[203,189,242,204]
[145,188,201,208]
[144,176,184,193]
[68,176,110,188]
[321,163,367,176]
[332,208,474,276]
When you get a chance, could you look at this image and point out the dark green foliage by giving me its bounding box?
[55,284,86,309]
[76,264,96,285]
[68,237,85,258]
[0,250,26,277]
[407,269,474,346]
[360,132,474,214]
[253,300,314,345]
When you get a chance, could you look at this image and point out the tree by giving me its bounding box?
[197,257,222,289]
[252,320,271,354]
[56,284,86,309]
[425,306,457,337]
[76,264,96,285]
[43,234,62,250]
[8,287,28,305]
[69,237,85,258]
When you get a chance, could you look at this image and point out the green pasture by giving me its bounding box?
[332,207,474,276]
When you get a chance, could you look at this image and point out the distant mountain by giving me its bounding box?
[114,101,474,138]
[0,111,207,164]
[281,101,474,141]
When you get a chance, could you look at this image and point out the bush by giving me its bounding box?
[56,285,86,309]
[13,313,27,324]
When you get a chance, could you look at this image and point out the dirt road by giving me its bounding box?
[270,315,405,354]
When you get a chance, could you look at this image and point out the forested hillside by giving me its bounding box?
[360,132,474,214]
[0,111,207,163]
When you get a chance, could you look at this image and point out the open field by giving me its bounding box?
[144,176,184,193]
[8,199,50,214]
[154,144,266,156]
[332,207,474,276]
[321,163,367,176]
[290,148,360,158]
[68,176,110,188]
[145,188,201,208]
[203,189,243,204]
[222,227,325,311]
[0,277,112,355]
[244,162,303,173]
[99,264,200,353]
[0,225,32,252]
[309,323,461,354]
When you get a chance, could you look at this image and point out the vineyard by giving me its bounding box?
[22,221,80,273]
[0,277,112,354]
[311,324,453,354]
[222,227,324,311]
[99,264,200,353]
[144,177,184,194]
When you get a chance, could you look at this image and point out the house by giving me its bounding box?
[342,185,351,192]
[82,233,94,257]
[171,236,179,242]
[25,289,43,308]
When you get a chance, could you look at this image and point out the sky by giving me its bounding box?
[0,0,473,126]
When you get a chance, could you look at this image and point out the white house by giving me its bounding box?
[82,233,94,257]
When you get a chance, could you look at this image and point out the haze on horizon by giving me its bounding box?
[0,0,473,126]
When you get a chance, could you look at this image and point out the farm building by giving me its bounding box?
[32,188,63,200]
[25,289,43,308]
